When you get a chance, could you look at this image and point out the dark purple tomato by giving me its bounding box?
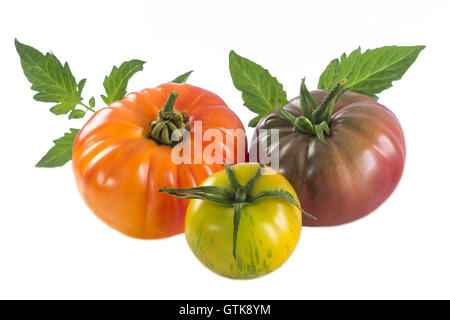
[250,90,406,226]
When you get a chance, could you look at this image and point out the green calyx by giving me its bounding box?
[150,91,190,146]
[159,163,316,260]
[279,78,347,143]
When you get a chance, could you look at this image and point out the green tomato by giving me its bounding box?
[184,163,302,279]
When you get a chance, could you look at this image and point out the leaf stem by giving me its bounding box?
[80,102,95,113]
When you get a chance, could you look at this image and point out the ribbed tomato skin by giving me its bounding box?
[250,90,406,226]
[73,83,247,238]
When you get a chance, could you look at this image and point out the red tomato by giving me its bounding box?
[72,83,247,238]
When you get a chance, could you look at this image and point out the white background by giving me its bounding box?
[0,0,449,299]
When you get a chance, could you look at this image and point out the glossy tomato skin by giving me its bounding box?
[185,163,302,279]
[250,91,406,226]
[72,83,247,239]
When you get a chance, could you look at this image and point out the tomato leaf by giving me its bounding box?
[36,129,79,168]
[77,79,87,94]
[68,109,86,119]
[15,39,83,115]
[170,70,193,84]
[229,50,287,127]
[101,59,146,105]
[318,45,425,99]
[50,103,76,115]
[89,97,95,107]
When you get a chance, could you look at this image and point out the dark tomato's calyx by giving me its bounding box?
[313,79,347,124]
[278,78,347,143]
[150,90,191,146]
[159,163,315,260]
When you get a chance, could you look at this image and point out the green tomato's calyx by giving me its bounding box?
[235,186,247,203]
[279,78,347,143]
[159,163,316,260]
[150,91,190,146]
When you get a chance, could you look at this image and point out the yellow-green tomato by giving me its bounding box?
[185,163,302,279]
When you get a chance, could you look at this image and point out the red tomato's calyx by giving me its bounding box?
[159,163,315,260]
[279,78,347,143]
[150,90,191,146]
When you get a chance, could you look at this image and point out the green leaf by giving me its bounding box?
[77,79,86,94]
[229,50,287,127]
[170,70,193,84]
[318,45,425,98]
[50,103,75,115]
[101,59,146,105]
[89,97,95,107]
[36,129,79,167]
[248,116,263,127]
[68,109,86,119]
[15,39,83,112]
[318,48,362,94]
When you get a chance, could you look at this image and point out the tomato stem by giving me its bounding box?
[278,79,347,143]
[162,91,178,113]
[149,90,190,146]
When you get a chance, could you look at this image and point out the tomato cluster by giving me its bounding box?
[16,39,419,280]
[72,82,405,279]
